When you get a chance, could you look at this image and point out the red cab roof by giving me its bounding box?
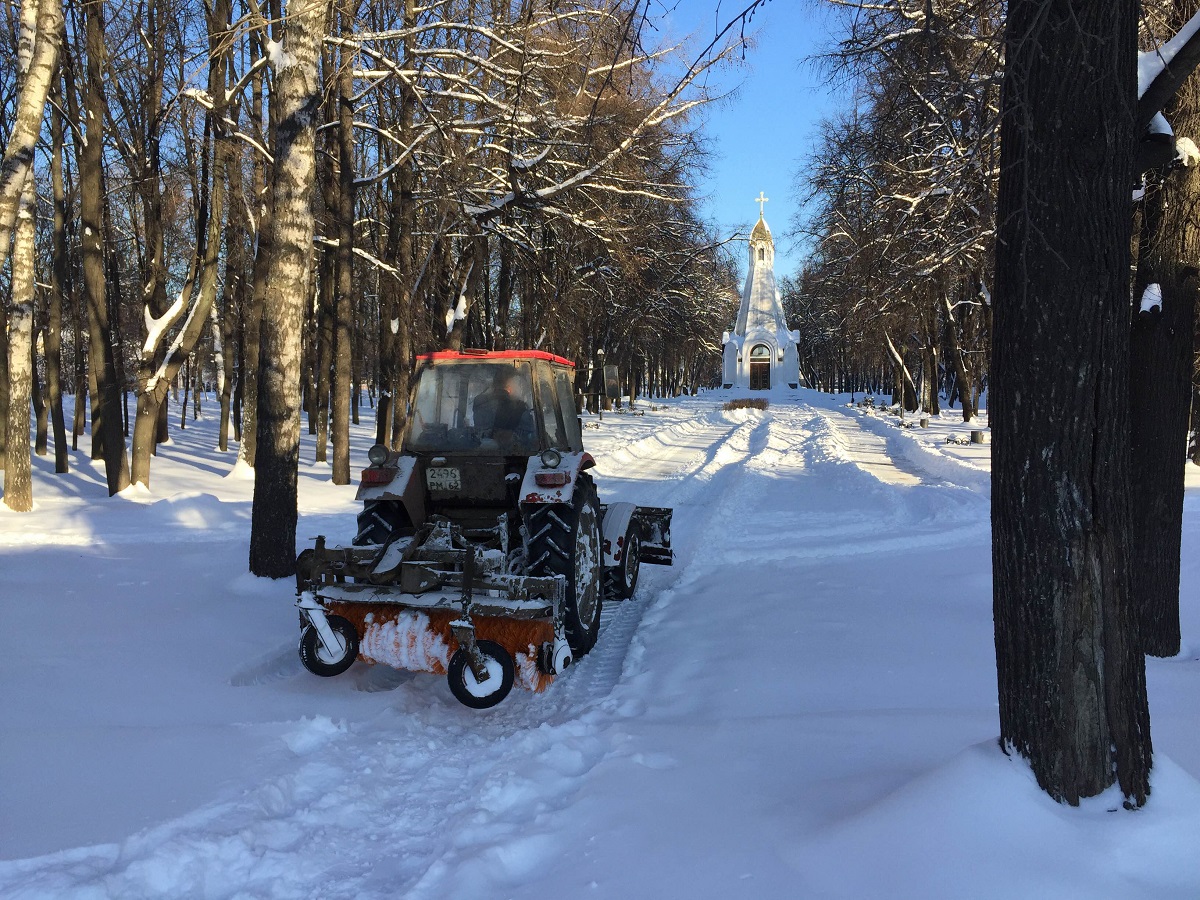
[417,349,575,367]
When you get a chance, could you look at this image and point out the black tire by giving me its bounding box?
[354,496,408,546]
[604,525,641,600]
[298,615,359,677]
[447,639,515,709]
[524,474,604,656]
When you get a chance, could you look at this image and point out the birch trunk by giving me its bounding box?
[0,0,63,276]
[249,0,330,577]
[4,173,37,511]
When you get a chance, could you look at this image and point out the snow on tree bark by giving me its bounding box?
[249,0,329,578]
[992,0,1151,806]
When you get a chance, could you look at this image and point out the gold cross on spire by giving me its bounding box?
[755,191,769,217]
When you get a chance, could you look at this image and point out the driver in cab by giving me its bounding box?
[473,368,531,449]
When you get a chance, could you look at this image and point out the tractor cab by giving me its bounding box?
[406,351,583,458]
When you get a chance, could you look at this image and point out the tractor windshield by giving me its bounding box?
[406,361,538,454]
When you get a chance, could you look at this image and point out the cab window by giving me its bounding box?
[537,365,569,449]
[554,370,584,451]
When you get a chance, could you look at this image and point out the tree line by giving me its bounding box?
[0,0,742,567]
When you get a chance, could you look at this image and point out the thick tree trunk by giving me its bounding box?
[249,0,329,578]
[992,0,1150,805]
[80,0,129,495]
[1128,52,1200,658]
[2,0,61,476]
[4,173,37,511]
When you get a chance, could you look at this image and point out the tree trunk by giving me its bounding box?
[314,245,333,463]
[1128,43,1200,658]
[0,260,8,471]
[217,150,244,453]
[992,0,1150,806]
[179,358,190,430]
[79,0,129,495]
[237,24,274,470]
[33,323,48,456]
[72,285,86,449]
[0,0,63,276]
[4,172,37,511]
[943,291,977,421]
[331,21,355,485]
[249,0,329,578]
[47,84,69,473]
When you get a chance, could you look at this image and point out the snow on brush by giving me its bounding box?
[1,390,1198,899]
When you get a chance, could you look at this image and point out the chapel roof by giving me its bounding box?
[750,214,773,245]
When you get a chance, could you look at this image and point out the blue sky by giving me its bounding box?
[656,1,840,280]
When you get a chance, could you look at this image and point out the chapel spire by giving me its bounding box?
[720,193,800,390]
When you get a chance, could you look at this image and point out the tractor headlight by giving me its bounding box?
[540,448,562,469]
[367,443,390,466]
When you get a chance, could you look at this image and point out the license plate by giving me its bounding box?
[425,466,461,491]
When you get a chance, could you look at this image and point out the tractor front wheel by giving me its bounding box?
[298,615,359,677]
[447,640,515,709]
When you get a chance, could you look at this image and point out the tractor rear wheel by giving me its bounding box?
[525,474,603,657]
[354,496,408,546]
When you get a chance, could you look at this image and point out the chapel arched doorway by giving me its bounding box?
[749,343,771,390]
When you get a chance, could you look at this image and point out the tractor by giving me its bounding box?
[294,349,673,708]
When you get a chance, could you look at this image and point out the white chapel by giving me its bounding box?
[722,194,801,390]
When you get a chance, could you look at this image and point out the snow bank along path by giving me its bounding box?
[1,391,1197,900]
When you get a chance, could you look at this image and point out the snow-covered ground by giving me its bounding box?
[1,389,1197,899]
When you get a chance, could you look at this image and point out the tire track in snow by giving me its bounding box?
[515,408,773,719]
